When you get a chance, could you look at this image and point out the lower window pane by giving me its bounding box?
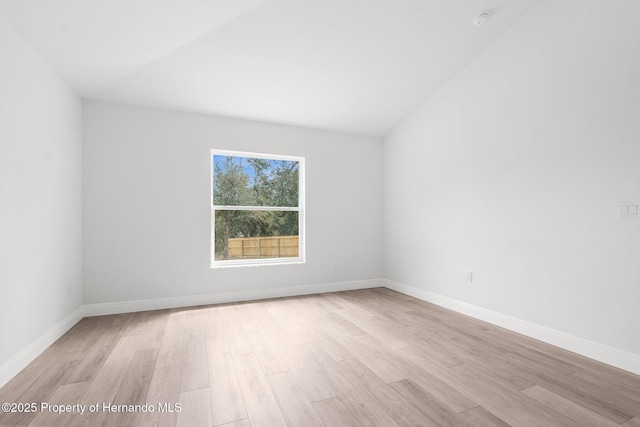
[214,210,299,261]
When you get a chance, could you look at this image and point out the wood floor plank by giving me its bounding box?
[65,335,141,427]
[219,305,253,355]
[341,357,461,426]
[139,363,181,427]
[47,316,110,363]
[391,354,478,412]
[458,406,511,427]
[312,397,364,427]
[253,339,289,375]
[338,289,397,314]
[0,361,42,405]
[443,336,504,365]
[458,323,523,354]
[286,296,335,327]
[572,368,640,403]
[364,307,416,328]
[402,312,459,340]
[522,385,621,426]
[266,371,324,427]
[343,289,420,328]
[0,336,80,406]
[0,359,80,426]
[219,419,251,427]
[184,307,207,339]
[137,312,170,351]
[308,332,355,362]
[28,381,90,427]
[235,305,263,342]
[333,308,410,351]
[302,293,343,311]
[364,291,421,317]
[0,321,102,403]
[449,334,509,360]
[503,352,639,423]
[448,363,586,427]
[395,347,579,427]
[403,332,465,368]
[204,306,231,354]
[62,329,120,384]
[177,387,213,427]
[122,310,156,336]
[320,311,368,337]
[270,334,337,402]
[466,353,537,391]
[102,348,159,427]
[243,301,283,339]
[157,311,186,368]
[264,299,316,345]
[239,314,288,376]
[325,292,376,318]
[488,326,605,373]
[502,347,583,377]
[233,352,287,427]
[206,348,247,426]
[180,334,209,392]
[389,379,471,426]
[572,362,640,390]
[313,358,400,427]
[623,416,640,426]
[328,333,408,383]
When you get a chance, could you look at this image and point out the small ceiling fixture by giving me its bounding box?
[473,11,490,26]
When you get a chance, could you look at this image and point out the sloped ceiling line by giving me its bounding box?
[0,0,540,136]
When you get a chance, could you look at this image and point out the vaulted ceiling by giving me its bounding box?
[0,0,538,136]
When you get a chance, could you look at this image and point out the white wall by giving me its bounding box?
[384,0,640,357]
[83,101,383,305]
[0,15,82,373]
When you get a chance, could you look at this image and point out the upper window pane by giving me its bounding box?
[213,155,299,207]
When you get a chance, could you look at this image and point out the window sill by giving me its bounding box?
[210,258,305,269]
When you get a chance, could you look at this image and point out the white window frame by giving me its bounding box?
[211,149,305,268]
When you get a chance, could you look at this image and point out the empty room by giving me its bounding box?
[1,0,639,426]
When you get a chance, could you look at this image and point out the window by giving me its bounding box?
[211,149,305,267]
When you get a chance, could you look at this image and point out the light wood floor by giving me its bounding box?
[1,288,639,427]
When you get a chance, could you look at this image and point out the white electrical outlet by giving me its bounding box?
[620,201,640,219]
[466,271,473,284]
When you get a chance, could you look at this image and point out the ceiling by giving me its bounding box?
[0,0,539,137]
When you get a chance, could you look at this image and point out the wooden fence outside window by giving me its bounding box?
[227,235,299,259]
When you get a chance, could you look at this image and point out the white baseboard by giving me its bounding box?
[83,279,383,317]
[384,279,640,375]
[0,307,84,389]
